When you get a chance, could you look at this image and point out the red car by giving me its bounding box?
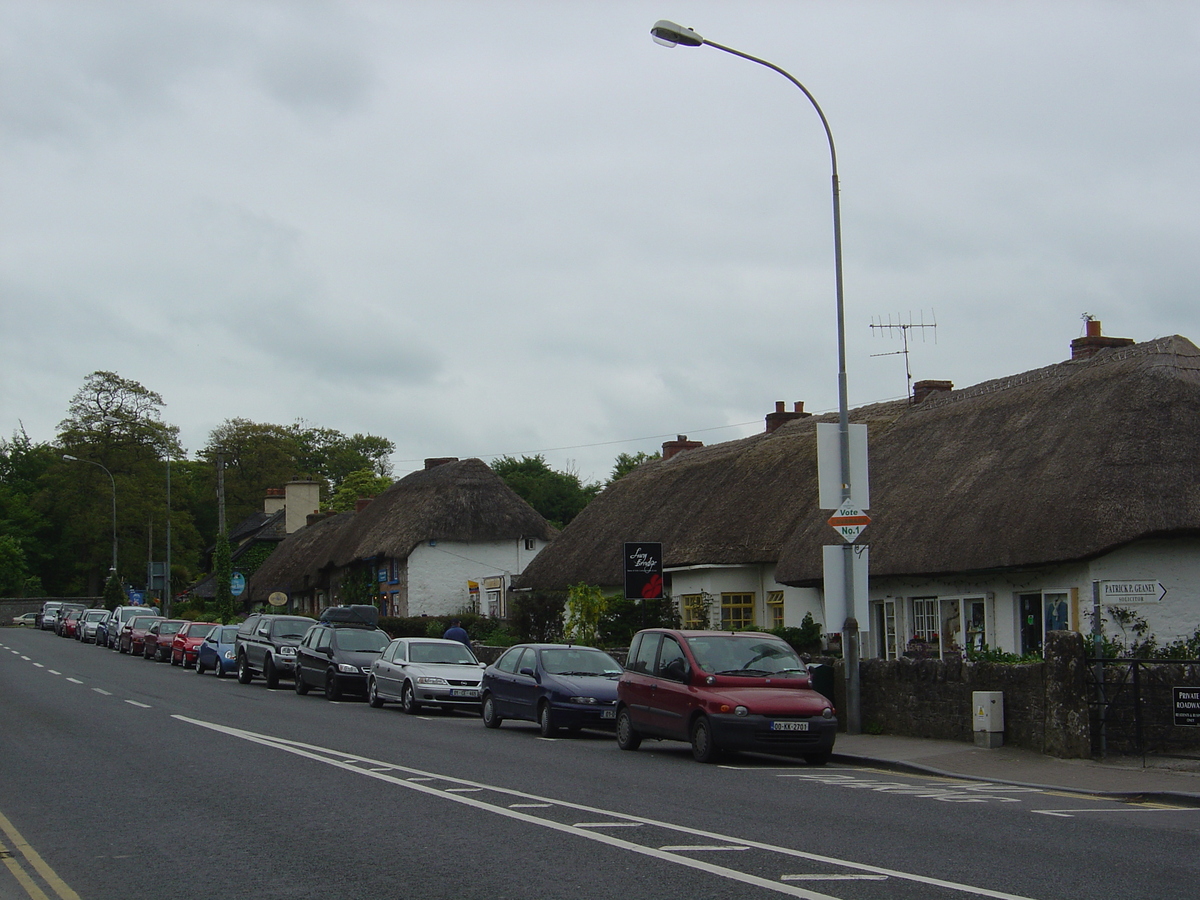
[171,621,218,667]
[59,609,84,639]
[143,619,188,661]
[120,615,164,655]
[616,629,838,764]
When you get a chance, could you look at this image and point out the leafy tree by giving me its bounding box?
[490,455,599,529]
[329,468,393,512]
[338,565,379,606]
[213,536,235,622]
[607,451,661,486]
[600,594,680,647]
[509,591,566,642]
[564,582,607,647]
[102,571,124,610]
[0,534,29,596]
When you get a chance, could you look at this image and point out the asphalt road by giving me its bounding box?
[2,626,1198,900]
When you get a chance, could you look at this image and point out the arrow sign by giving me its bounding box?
[828,506,871,543]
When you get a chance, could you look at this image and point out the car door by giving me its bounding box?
[487,647,526,717]
[376,639,404,700]
[507,648,542,722]
[645,635,695,740]
[621,632,661,735]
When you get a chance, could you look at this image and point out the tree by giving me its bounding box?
[490,455,600,529]
[213,536,235,623]
[564,582,607,647]
[329,468,393,512]
[607,451,661,486]
[0,534,29,596]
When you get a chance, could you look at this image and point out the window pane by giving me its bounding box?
[720,593,755,631]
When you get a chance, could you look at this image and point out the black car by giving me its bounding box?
[481,643,624,736]
[235,613,316,687]
[294,606,390,700]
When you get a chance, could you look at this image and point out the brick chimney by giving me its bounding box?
[765,401,811,434]
[1070,319,1134,360]
[662,435,703,460]
[425,457,459,469]
[912,380,953,403]
[355,497,374,514]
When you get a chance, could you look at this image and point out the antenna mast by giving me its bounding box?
[870,311,938,402]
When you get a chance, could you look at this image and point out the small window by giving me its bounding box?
[315,629,332,651]
[524,538,536,551]
[720,593,756,631]
[628,633,660,674]
[680,594,706,629]
[767,591,785,629]
[656,637,688,681]
[496,647,525,674]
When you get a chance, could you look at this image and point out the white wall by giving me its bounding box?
[406,539,543,617]
[666,564,823,630]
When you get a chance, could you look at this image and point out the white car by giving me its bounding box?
[12,612,38,627]
[368,637,485,714]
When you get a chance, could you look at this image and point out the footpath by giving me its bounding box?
[831,732,1200,806]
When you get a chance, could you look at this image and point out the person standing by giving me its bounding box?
[443,618,470,647]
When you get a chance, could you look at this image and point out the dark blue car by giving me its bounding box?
[196,625,239,677]
[481,643,623,737]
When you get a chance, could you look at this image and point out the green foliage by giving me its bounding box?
[233,542,276,577]
[378,613,492,641]
[490,455,600,529]
[338,565,379,607]
[0,534,29,596]
[600,594,679,647]
[607,451,661,486]
[213,536,235,622]
[102,572,123,610]
[564,582,607,647]
[770,613,824,655]
[329,468,393,512]
[966,643,1042,663]
[509,591,566,642]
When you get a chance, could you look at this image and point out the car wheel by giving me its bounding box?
[481,694,502,729]
[804,751,831,766]
[690,715,720,764]
[171,651,180,666]
[195,657,206,675]
[615,708,641,751]
[401,681,420,714]
[214,658,226,679]
[264,656,280,689]
[237,653,252,684]
[367,678,384,708]
[324,670,342,701]
[295,668,310,695]
[538,702,558,738]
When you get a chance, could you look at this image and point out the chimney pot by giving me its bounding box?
[662,435,703,460]
[765,400,812,433]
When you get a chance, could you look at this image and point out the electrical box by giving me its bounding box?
[972,691,1004,748]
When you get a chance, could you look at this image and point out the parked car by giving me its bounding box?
[235,614,315,687]
[367,637,485,714]
[171,621,217,667]
[481,643,623,736]
[615,629,838,764]
[294,607,390,700]
[58,608,84,638]
[120,615,164,655]
[143,619,188,661]
[196,625,239,677]
[103,606,160,649]
[77,609,110,643]
[12,612,39,627]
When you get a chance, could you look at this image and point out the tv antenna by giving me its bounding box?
[870,310,938,402]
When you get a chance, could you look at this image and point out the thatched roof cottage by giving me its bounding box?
[516,328,1200,658]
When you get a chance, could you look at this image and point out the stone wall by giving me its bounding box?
[0,597,103,623]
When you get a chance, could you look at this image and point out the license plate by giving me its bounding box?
[770,721,809,732]
[450,689,479,698]
[601,709,616,719]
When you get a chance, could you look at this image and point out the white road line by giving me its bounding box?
[124,700,151,708]
[445,788,482,793]
[174,715,1045,900]
[784,875,889,882]
[66,678,83,685]
[48,670,61,675]
[661,845,749,852]
[510,803,552,809]
[20,656,30,660]
[574,822,644,829]
[1032,807,1198,818]
[92,688,111,696]
[32,663,43,668]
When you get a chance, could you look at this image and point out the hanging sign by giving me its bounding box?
[624,542,663,600]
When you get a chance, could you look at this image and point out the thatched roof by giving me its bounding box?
[244,458,556,602]
[516,335,1200,591]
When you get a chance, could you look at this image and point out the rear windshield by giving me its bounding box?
[684,635,804,676]
[409,642,478,665]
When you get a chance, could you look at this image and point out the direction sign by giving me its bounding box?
[828,506,871,543]
[1100,580,1166,604]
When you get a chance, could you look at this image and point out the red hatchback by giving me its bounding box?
[120,615,164,655]
[171,621,218,668]
[143,619,188,661]
[616,629,837,764]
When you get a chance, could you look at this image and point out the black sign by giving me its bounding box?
[1174,687,1200,727]
[624,542,663,601]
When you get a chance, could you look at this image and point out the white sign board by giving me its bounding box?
[822,544,869,629]
[1100,580,1165,604]
[817,422,869,510]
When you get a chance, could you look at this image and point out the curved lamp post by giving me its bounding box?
[651,20,860,732]
[63,454,119,577]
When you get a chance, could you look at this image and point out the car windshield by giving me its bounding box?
[334,630,390,652]
[270,619,312,639]
[540,648,623,677]
[684,635,805,676]
[409,642,477,665]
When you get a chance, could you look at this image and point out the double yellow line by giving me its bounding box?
[0,810,80,900]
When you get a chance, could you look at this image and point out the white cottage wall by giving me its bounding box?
[405,540,542,618]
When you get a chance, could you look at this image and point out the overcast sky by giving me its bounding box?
[3,1,1197,486]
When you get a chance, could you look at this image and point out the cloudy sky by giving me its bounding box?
[3,1,1197,485]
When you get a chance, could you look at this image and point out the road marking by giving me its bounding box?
[175,715,1045,900]
[0,809,82,900]
[66,678,83,685]
[92,689,111,696]
[776,771,1039,804]
[124,700,151,709]
[20,655,29,660]
[574,822,643,829]
[784,875,889,882]
[661,845,749,851]
[445,788,482,793]
[510,803,552,809]
[32,663,43,668]
[48,670,61,675]
[1032,806,1199,818]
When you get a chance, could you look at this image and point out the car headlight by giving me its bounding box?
[337,663,361,674]
[223,650,236,660]
[822,707,834,719]
[734,706,749,717]
[278,646,297,656]
[568,696,598,704]
[417,676,448,686]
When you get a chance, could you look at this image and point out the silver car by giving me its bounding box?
[78,609,110,643]
[368,638,485,714]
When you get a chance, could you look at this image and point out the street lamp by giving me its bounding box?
[63,454,119,578]
[651,20,861,733]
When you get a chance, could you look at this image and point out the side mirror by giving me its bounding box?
[519,667,536,678]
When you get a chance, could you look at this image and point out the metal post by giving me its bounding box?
[1092,580,1106,756]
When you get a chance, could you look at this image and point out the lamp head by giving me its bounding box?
[651,20,703,48]
[63,454,77,461]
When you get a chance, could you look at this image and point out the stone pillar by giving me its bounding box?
[1042,630,1091,758]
